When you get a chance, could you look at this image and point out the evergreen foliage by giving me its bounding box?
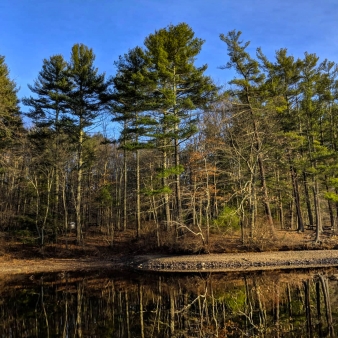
[0,55,22,147]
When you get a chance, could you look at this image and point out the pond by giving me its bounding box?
[0,268,337,337]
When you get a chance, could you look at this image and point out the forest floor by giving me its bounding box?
[0,226,338,276]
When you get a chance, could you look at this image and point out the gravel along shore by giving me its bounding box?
[135,250,338,273]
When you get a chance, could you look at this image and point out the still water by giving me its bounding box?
[0,268,337,337]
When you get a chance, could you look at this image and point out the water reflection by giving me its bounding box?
[0,269,338,337]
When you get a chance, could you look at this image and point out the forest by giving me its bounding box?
[1,23,338,252]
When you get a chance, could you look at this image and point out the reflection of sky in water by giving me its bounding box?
[0,269,336,337]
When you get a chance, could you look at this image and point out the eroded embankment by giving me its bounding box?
[135,250,338,272]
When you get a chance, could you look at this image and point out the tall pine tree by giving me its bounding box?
[220,30,275,236]
[111,46,156,236]
[144,23,217,227]
[67,43,110,244]
[23,55,71,233]
[0,55,22,149]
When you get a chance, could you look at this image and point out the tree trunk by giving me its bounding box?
[313,178,322,243]
[75,127,84,244]
[289,159,304,232]
[204,157,210,246]
[54,164,60,237]
[123,147,127,231]
[303,171,314,226]
[174,138,183,224]
[162,149,171,230]
[173,65,183,226]
[247,95,275,236]
[136,148,141,238]
[325,178,335,229]
[257,151,275,235]
[249,170,256,239]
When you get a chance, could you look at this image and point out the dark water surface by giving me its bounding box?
[1,268,338,337]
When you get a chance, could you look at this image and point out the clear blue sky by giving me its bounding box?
[1,0,338,120]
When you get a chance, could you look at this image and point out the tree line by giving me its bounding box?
[1,23,338,247]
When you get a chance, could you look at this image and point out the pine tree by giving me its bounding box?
[0,55,22,149]
[111,46,156,236]
[297,53,322,241]
[23,55,71,234]
[220,30,275,236]
[317,60,338,230]
[23,55,70,129]
[257,48,305,231]
[0,55,23,232]
[144,23,217,227]
[67,43,110,244]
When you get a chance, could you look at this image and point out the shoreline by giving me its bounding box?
[1,250,338,276]
[135,250,338,272]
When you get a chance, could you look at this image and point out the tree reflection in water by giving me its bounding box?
[0,269,337,337]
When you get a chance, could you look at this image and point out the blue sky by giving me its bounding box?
[1,0,338,123]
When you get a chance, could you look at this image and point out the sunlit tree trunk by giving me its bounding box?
[303,171,314,226]
[75,125,84,244]
[289,159,304,232]
[162,148,171,230]
[136,148,141,237]
[123,146,127,231]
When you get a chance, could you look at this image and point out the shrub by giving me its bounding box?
[213,206,240,231]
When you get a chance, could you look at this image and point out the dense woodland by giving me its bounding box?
[1,23,338,249]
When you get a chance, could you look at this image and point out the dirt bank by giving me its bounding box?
[0,257,128,276]
[135,250,338,272]
[1,250,338,276]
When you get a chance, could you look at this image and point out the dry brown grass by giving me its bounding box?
[0,223,337,275]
